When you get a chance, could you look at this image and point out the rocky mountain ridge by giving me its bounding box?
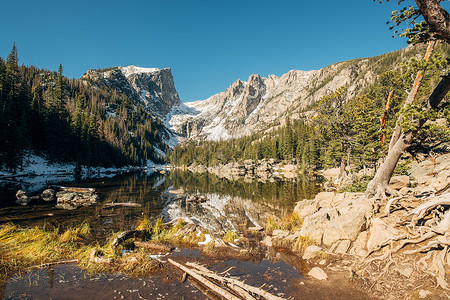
[83,65,182,118]
[168,44,430,141]
[83,44,434,144]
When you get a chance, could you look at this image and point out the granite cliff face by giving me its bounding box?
[82,45,429,144]
[168,44,428,141]
[83,66,182,118]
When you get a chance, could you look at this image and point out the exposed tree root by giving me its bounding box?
[363,193,450,291]
[383,196,408,217]
[408,192,450,225]
[436,246,449,290]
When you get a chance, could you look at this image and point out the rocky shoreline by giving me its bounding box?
[182,159,307,182]
[261,152,450,299]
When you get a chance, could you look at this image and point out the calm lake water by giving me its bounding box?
[1,169,323,299]
[0,169,322,236]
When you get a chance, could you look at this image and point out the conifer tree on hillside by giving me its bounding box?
[0,45,169,171]
[366,0,450,198]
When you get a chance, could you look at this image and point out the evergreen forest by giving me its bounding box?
[170,44,450,171]
[0,45,169,171]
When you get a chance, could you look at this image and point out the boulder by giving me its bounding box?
[56,191,99,209]
[41,189,56,202]
[350,231,369,257]
[366,218,398,252]
[314,192,336,207]
[322,168,340,181]
[302,245,322,260]
[293,199,318,219]
[389,175,410,190]
[300,207,339,244]
[285,231,301,241]
[322,211,367,246]
[334,239,351,254]
[272,230,290,239]
[308,267,327,280]
[261,236,273,247]
[15,190,30,206]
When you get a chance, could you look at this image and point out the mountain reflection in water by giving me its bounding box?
[0,169,322,237]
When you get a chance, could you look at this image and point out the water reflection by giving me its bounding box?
[0,170,322,238]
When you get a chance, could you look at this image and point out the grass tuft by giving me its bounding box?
[223,231,238,244]
[266,213,303,234]
[293,234,314,253]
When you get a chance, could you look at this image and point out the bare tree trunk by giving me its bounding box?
[366,72,450,198]
[389,40,436,151]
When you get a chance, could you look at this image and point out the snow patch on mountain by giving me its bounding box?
[119,65,162,77]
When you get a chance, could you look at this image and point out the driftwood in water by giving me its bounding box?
[49,185,96,193]
[134,241,174,252]
[186,262,285,300]
[27,259,79,270]
[111,230,147,249]
[103,202,142,208]
[168,259,240,300]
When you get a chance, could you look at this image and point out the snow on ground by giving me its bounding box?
[0,152,147,193]
[205,122,231,141]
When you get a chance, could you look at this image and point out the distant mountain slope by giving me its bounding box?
[81,43,449,146]
[167,44,438,141]
[83,66,181,118]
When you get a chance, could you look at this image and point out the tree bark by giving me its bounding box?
[415,0,450,44]
[365,71,450,198]
[389,40,436,151]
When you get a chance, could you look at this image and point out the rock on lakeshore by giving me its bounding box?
[295,192,372,246]
[308,267,328,280]
[56,190,99,210]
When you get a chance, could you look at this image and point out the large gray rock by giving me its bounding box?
[300,208,339,244]
[41,189,56,202]
[302,245,322,260]
[298,193,372,246]
[308,267,328,280]
[334,239,351,254]
[322,211,367,246]
[15,190,30,206]
[293,199,318,219]
[389,175,410,190]
[56,191,99,209]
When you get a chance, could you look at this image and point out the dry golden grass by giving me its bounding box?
[0,223,91,281]
[222,231,238,244]
[0,217,214,280]
[266,212,303,234]
[293,234,314,253]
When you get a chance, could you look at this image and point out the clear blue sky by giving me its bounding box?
[1,0,412,101]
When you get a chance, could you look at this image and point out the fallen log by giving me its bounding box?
[187,262,255,300]
[134,241,174,252]
[186,262,286,300]
[168,259,240,300]
[103,202,142,207]
[49,185,96,193]
[27,259,79,270]
[111,230,147,249]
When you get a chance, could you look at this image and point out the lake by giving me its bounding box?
[0,169,323,299]
[0,169,322,236]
